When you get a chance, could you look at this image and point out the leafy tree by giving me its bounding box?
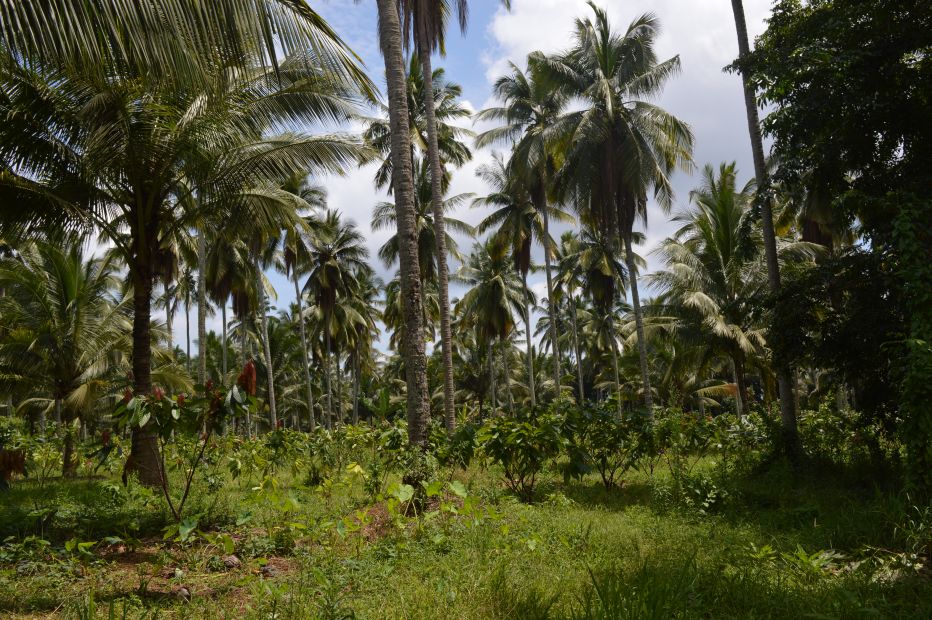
[741,0,932,469]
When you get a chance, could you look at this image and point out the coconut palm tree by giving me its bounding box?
[303,210,369,427]
[281,175,328,431]
[556,232,587,401]
[650,162,818,417]
[374,0,432,447]
[472,153,571,406]
[343,267,382,425]
[395,0,516,431]
[383,276,441,352]
[649,163,766,416]
[205,235,253,382]
[0,1,372,90]
[0,241,130,475]
[476,61,569,395]
[535,5,694,415]
[729,0,799,450]
[455,238,526,415]
[561,229,630,411]
[362,55,473,193]
[0,50,367,486]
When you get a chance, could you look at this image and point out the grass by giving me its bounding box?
[0,448,930,619]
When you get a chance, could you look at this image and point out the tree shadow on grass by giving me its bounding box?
[552,479,654,512]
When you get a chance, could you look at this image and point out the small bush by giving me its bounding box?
[478,413,563,502]
[564,402,650,488]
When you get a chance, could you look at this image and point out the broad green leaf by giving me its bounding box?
[447,481,468,498]
[393,484,415,503]
[178,517,199,542]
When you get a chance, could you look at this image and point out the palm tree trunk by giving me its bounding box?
[570,296,584,402]
[419,49,457,434]
[377,0,432,447]
[336,349,344,425]
[502,340,514,415]
[185,292,191,371]
[325,324,333,429]
[61,416,76,478]
[623,235,654,416]
[730,0,798,454]
[293,273,316,431]
[610,327,623,416]
[538,198,562,395]
[352,353,360,425]
[255,260,277,429]
[165,292,174,360]
[240,320,248,372]
[523,274,537,407]
[197,231,207,385]
[221,303,228,378]
[730,355,746,417]
[489,340,497,414]
[126,248,164,488]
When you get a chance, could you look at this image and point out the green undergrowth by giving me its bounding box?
[1,453,929,619]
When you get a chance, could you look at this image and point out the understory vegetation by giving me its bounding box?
[1,401,931,618]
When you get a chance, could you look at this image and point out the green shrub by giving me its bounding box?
[564,402,651,489]
[478,413,564,502]
[429,420,478,470]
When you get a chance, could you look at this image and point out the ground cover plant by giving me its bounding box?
[1,405,931,619]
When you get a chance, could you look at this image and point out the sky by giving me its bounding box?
[171,0,774,354]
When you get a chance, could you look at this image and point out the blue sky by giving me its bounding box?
[173,0,774,353]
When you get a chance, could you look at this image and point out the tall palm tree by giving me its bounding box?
[536,5,694,414]
[362,55,473,192]
[649,163,766,416]
[472,154,571,406]
[650,162,817,417]
[0,51,367,486]
[303,210,368,428]
[556,232,587,401]
[0,241,130,475]
[397,0,497,432]
[476,60,569,396]
[455,238,525,416]
[562,229,630,411]
[281,175,328,431]
[344,267,382,425]
[374,0,433,447]
[383,276,441,352]
[205,236,253,382]
[729,0,798,451]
